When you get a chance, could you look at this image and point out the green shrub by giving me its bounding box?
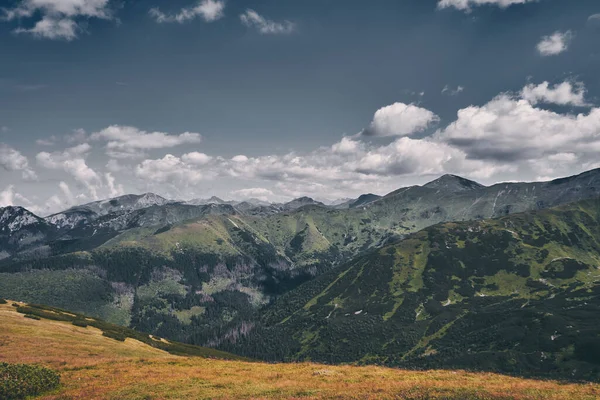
[11,303,19,307]
[0,362,60,399]
[24,314,41,320]
[0,298,7,304]
[102,330,127,342]
[72,319,88,328]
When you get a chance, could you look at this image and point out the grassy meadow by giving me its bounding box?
[1,301,600,399]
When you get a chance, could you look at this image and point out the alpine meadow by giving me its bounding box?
[1,0,600,399]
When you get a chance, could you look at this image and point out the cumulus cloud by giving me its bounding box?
[181,152,213,165]
[36,143,103,199]
[536,31,573,56]
[437,0,537,11]
[240,9,295,34]
[3,0,113,40]
[149,0,225,23]
[331,137,364,155]
[91,125,202,159]
[0,144,37,180]
[361,102,440,137]
[135,154,206,185]
[521,81,588,107]
[435,83,600,168]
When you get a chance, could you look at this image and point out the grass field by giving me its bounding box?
[1,301,600,399]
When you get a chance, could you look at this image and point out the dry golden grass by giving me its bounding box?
[1,302,599,399]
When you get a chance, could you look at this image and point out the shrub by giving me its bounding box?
[0,362,60,399]
[0,298,7,304]
[24,315,41,320]
[102,331,127,342]
[72,319,88,328]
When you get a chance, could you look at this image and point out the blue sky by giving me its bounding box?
[0,0,599,214]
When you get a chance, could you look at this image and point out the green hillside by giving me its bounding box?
[225,198,600,381]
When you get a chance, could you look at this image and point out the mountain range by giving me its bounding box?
[1,168,599,380]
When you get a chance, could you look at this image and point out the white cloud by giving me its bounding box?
[14,17,79,40]
[361,102,440,137]
[105,159,124,173]
[231,155,249,163]
[437,0,537,11]
[36,136,57,146]
[436,83,600,166]
[0,185,35,208]
[181,152,213,165]
[536,31,573,56]
[36,143,103,198]
[149,0,225,24]
[0,144,37,180]
[521,81,587,107]
[0,185,16,207]
[65,128,88,144]
[91,125,202,159]
[135,154,206,185]
[240,9,295,35]
[331,137,364,155]
[442,85,465,96]
[231,187,274,202]
[105,173,124,198]
[3,0,113,40]
[349,137,510,179]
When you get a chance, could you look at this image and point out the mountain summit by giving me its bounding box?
[423,174,485,192]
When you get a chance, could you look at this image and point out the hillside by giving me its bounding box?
[1,301,599,399]
[226,198,600,381]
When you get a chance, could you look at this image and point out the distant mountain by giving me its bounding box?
[422,174,485,192]
[245,198,272,207]
[187,196,237,206]
[348,193,382,208]
[46,193,170,230]
[328,198,353,206]
[76,193,170,216]
[228,198,600,381]
[0,206,55,260]
[283,197,325,211]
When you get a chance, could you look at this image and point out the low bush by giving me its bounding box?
[0,298,7,304]
[72,319,88,328]
[0,362,60,399]
[24,314,41,320]
[102,331,127,342]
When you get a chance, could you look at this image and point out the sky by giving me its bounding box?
[0,0,599,215]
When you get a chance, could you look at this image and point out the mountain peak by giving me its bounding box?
[283,197,324,210]
[0,206,44,232]
[349,193,382,208]
[423,174,485,192]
